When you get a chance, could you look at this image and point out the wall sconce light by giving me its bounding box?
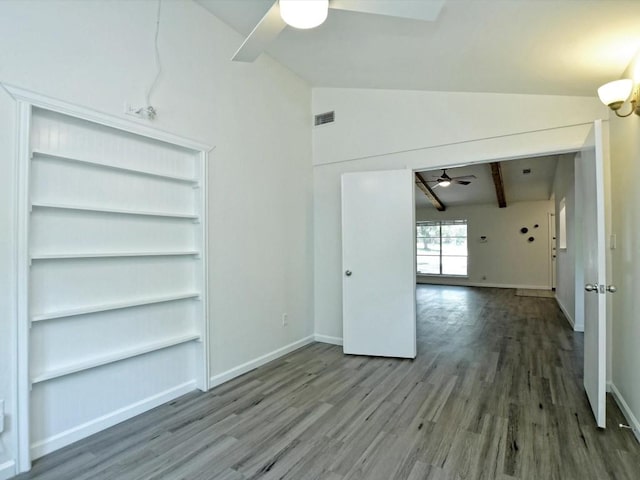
[597,79,640,117]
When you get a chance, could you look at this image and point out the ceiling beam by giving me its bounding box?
[490,162,507,208]
[415,172,446,211]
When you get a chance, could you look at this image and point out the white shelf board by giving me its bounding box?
[31,251,199,260]
[31,201,199,220]
[31,292,200,322]
[32,150,198,184]
[31,333,201,384]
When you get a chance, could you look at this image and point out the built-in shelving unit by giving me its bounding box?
[31,292,200,322]
[32,150,199,184]
[17,103,210,461]
[31,334,201,384]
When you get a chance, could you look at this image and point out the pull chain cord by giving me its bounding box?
[144,0,162,119]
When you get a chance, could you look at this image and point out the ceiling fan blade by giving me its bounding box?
[450,175,477,181]
[232,1,287,62]
[453,180,471,185]
[329,0,445,22]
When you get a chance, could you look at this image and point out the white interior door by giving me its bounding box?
[341,169,416,358]
[580,120,607,428]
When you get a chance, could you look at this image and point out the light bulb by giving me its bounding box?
[280,0,328,29]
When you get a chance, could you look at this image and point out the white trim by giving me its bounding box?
[29,380,196,459]
[2,84,212,152]
[555,295,583,331]
[15,101,32,473]
[209,336,314,389]
[314,334,344,346]
[415,279,552,290]
[197,150,210,392]
[610,383,640,444]
[0,461,16,480]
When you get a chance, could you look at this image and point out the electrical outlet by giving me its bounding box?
[282,313,288,327]
[0,399,4,433]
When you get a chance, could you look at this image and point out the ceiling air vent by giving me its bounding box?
[314,111,335,126]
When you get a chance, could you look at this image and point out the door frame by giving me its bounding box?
[4,84,213,473]
[407,120,610,422]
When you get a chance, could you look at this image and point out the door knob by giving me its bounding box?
[585,283,598,292]
[606,285,617,293]
[345,270,352,277]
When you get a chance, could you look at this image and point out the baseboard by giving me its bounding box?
[0,460,15,480]
[610,383,640,444]
[209,335,314,389]
[314,334,343,346]
[416,278,551,290]
[555,295,576,328]
[30,380,197,459]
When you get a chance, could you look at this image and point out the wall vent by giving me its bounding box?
[522,168,532,175]
[314,111,335,126]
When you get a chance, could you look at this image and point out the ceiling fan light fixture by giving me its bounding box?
[280,0,329,29]
[438,179,451,187]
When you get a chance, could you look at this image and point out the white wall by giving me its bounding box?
[416,201,553,289]
[313,87,607,341]
[552,154,584,330]
[0,0,313,475]
[609,52,640,441]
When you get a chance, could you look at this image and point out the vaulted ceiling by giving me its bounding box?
[196,0,640,95]
[414,154,567,209]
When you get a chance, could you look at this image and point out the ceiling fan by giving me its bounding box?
[429,169,476,187]
[232,0,444,62]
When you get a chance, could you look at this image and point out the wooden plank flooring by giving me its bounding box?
[16,285,640,479]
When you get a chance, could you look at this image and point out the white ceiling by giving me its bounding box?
[196,0,640,95]
[415,154,565,209]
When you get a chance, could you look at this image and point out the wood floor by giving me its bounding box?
[16,286,640,480]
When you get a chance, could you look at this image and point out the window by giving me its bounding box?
[416,220,468,276]
[558,198,567,250]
